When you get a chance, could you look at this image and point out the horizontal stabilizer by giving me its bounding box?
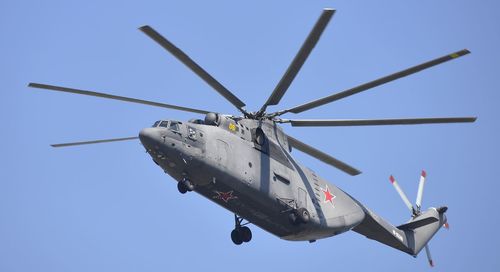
[397,217,438,230]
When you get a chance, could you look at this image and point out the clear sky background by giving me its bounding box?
[1,0,499,271]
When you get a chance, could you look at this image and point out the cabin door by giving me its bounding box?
[216,139,229,168]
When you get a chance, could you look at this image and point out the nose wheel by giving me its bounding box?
[231,214,252,245]
[177,178,194,194]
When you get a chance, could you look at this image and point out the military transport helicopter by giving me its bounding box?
[29,8,475,267]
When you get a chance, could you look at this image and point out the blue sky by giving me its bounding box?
[2,0,499,271]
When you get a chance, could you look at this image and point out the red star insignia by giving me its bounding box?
[321,185,336,207]
[213,190,238,203]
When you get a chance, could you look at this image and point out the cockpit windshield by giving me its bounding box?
[159,121,169,128]
[151,120,181,131]
[169,121,180,131]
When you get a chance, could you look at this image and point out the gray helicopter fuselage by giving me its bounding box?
[139,116,365,241]
[29,7,460,263]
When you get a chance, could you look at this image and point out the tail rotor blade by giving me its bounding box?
[416,170,427,211]
[425,244,434,267]
[389,175,415,214]
[443,215,450,229]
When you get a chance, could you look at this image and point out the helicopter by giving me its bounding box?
[28,8,475,267]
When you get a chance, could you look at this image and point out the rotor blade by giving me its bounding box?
[259,8,335,113]
[416,170,427,211]
[283,117,477,127]
[51,137,138,148]
[443,218,450,229]
[139,25,246,112]
[287,135,361,176]
[28,83,211,115]
[389,175,415,214]
[276,49,470,115]
[425,244,434,267]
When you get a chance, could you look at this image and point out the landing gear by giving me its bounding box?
[177,178,194,194]
[288,207,310,225]
[231,214,252,245]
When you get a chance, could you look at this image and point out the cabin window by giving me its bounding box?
[274,173,290,185]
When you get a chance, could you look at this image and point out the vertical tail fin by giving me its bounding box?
[397,206,448,255]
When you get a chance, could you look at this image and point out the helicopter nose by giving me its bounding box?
[139,127,161,148]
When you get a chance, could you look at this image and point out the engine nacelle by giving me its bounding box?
[204,112,220,126]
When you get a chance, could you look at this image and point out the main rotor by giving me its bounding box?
[28,8,476,175]
[136,8,473,126]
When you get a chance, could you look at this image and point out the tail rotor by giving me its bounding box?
[389,170,447,267]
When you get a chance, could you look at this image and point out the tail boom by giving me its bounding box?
[352,205,448,256]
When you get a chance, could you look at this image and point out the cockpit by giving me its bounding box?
[151,120,181,131]
[151,113,219,130]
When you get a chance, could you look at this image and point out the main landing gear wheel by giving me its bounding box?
[231,229,243,245]
[177,178,194,194]
[239,226,252,242]
[231,214,252,245]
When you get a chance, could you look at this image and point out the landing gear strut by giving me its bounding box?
[177,178,194,194]
[231,214,252,245]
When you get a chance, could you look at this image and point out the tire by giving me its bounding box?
[231,229,243,245]
[183,179,194,192]
[177,181,188,194]
[239,226,252,243]
[296,208,310,224]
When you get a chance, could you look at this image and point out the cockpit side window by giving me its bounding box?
[152,121,160,127]
[159,121,169,128]
[169,121,180,131]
